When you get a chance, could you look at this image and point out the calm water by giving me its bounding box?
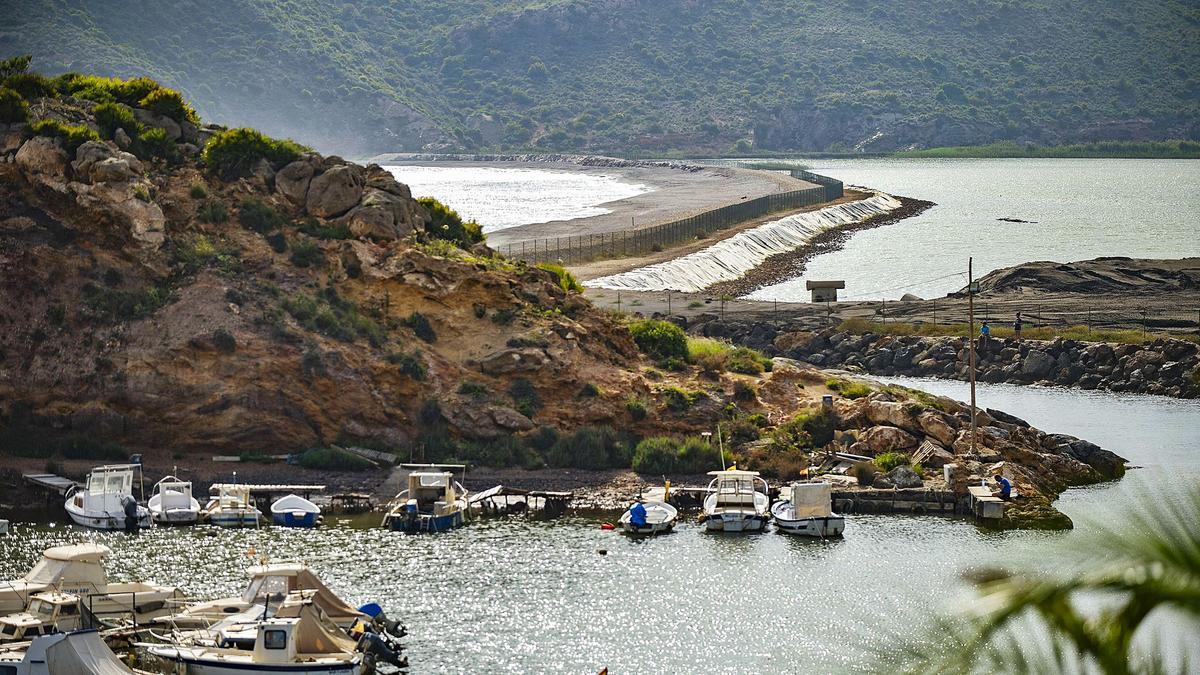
[749,158,1200,301]
[384,165,648,233]
[3,383,1197,673]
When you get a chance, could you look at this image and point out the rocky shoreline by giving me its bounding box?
[366,152,707,173]
[691,318,1200,398]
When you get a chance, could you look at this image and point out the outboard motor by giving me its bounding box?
[359,632,408,670]
[121,494,139,532]
[358,603,407,640]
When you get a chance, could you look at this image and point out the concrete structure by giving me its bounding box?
[806,280,845,302]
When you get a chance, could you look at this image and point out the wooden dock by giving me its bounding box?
[22,473,81,496]
[966,485,1005,519]
[832,487,958,515]
[469,485,573,516]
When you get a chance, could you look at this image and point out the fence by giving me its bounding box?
[498,169,844,264]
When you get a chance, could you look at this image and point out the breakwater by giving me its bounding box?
[588,194,901,292]
[689,319,1200,398]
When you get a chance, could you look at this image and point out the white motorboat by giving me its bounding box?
[0,592,83,643]
[619,500,678,534]
[148,601,363,675]
[148,475,201,525]
[157,562,368,631]
[64,464,152,531]
[0,629,141,675]
[270,494,321,528]
[700,470,770,532]
[202,484,262,528]
[772,482,846,538]
[382,467,469,533]
[0,543,182,621]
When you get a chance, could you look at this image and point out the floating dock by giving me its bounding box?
[22,472,82,496]
[469,485,573,516]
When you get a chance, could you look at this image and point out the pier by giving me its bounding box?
[22,472,82,496]
[469,485,573,516]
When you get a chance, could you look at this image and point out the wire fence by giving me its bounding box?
[498,169,844,264]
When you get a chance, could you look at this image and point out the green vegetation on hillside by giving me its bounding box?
[4,0,1196,154]
[896,140,1200,159]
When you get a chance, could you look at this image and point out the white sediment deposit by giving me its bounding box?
[588,193,902,293]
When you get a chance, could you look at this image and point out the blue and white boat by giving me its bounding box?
[202,484,261,528]
[382,468,469,533]
[271,494,321,528]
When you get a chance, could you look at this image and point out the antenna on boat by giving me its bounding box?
[717,423,726,471]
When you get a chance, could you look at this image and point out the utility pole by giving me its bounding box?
[968,257,977,456]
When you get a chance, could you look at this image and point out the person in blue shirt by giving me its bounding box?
[979,321,991,350]
[629,501,647,527]
[994,474,1012,500]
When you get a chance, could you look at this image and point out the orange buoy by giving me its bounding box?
[600,522,616,530]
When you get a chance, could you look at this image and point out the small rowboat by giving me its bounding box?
[270,494,321,528]
[619,501,678,535]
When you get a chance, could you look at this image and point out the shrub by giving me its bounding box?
[827,378,872,399]
[132,126,176,162]
[405,312,437,343]
[687,337,731,373]
[726,417,762,445]
[2,72,54,99]
[212,328,236,353]
[387,350,426,380]
[418,196,484,248]
[508,378,542,417]
[629,319,687,361]
[626,397,648,420]
[874,452,911,472]
[289,239,324,268]
[138,87,199,125]
[677,436,722,473]
[491,308,517,325]
[545,425,627,469]
[188,182,208,199]
[733,380,757,402]
[0,55,31,80]
[631,437,678,474]
[297,216,351,240]
[197,199,227,223]
[851,461,879,487]
[201,127,308,179]
[579,382,601,398]
[458,381,489,398]
[239,198,285,233]
[299,447,372,471]
[93,102,140,139]
[0,87,29,124]
[660,386,701,413]
[537,263,583,293]
[528,426,559,452]
[418,399,443,426]
[29,119,99,154]
[82,282,171,321]
[460,434,530,468]
[283,291,383,345]
[729,346,772,374]
[795,407,838,447]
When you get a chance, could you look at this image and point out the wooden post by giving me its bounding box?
[968,257,977,456]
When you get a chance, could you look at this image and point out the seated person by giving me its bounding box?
[629,501,647,527]
[993,474,1013,501]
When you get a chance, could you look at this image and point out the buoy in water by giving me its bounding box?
[597,549,607,555]
[600,523,615,530]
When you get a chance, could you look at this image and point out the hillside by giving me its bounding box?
[2,0,1197,155]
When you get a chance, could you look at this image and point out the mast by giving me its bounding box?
[968,257,977,454]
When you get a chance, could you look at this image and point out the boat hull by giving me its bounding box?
[621,521,675,535]
[153,652,359,675]
[64,505,152,530]
[207,512,260,528]
[152,508,200,526]
[273,512,319,528]
[386,510,464,533]
[774,515,846,537]
[703,513,768,532]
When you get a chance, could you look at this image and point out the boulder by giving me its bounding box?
[488,406,534,432]
[113,127,132,149]
[339,188,422,241]
[276,159,315,205]
[477,348,549,376]
[864,400,921,433]
[364,164,413,198]
[132,108,182,140]
[917,410,958,446]
[306,165,363,217]
[861,425,919,454]
[72,140,114,176]
[1021,349,1055,378]
[16,136,68,176]
[884,465,924,488]
[774,331,823,355]
[89,157,139,183]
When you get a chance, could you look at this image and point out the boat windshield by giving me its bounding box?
[417,474,449,487]
[22,558,68,584]
[717,477,756,494]
[34,601,54,619]
[243,575,291,604]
